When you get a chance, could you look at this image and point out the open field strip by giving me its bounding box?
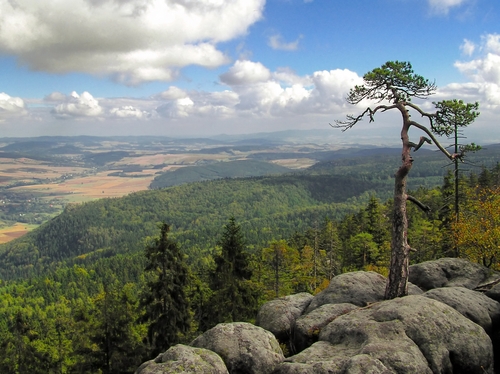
[8,171,155,200]
[0,223,39,244]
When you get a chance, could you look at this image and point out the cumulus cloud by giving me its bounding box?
[218,60,362,117]
[460,39,475,56]
[0,0,265,85]
[110,106,146,119]
[268,34,302,51]
[0,93,27,120]
[427,0,469,15]
[220,60,272,85]
[51,91,104,119]
[158,86,189,100]
[454,33,500,105]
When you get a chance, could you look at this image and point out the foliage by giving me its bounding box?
[453,186,500,269]
[335,60,480,300]
[150,160,291,188]
[203,218,258,330]
[140,224,190,356]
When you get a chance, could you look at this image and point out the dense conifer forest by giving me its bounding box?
[1,145,500,373]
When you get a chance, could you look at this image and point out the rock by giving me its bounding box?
[305,272,387,312]
[409,257,492,291]
[294,303,358,352]
[486,281,500,302]
[191,322,284,374]
[256,292,313,344]
[275,295,493,374]
[424,286,500,334]
[135,344,228,374]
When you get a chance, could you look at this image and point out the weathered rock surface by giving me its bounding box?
[409,257,492,291]
[256,292,313,343]
[424,286,500,334]
[135,260,500,374]
[305,271,387,312]
[191,322,284,374]
[294,303,358,352]
[134,344,228,374]
[275,295,493,374]
[306,271,422,313]
[486,281,500,302]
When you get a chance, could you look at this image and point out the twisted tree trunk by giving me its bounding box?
[385,103,413,299]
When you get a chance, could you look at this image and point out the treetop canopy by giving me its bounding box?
[347,61,437,105]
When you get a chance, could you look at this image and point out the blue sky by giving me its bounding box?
[0,0,499,144]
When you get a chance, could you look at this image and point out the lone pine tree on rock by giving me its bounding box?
[333,61,480,299]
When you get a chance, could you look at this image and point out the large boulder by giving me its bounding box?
[306,272,387,312]
[424,286,500,334]
[256,292,313,343]
[294,303,358,352]
[306,271,422,313]
[191,322,284,374]
[409,257,493,291]
[274,295,493,373]
[135,344,228,374]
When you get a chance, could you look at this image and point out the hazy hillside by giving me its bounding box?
[150,160,291,188]
[0,172,385,280]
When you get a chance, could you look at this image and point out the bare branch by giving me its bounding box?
[409,120,456,160]
[409,136,432,152]
[332,104,397,131]
[407,195,431,213]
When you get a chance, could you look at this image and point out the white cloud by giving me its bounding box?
[110,106,146,119]
[0,93,27,120]
[427,0,469,15]
[460,39,475,56]
[454,33,500,105]
[51,91,104,119]
[268,34,302,51]
[156,97,194,118]
[220,60,272,85]
[219,60,362,117]
[158,87,188,101]
[0,0,265,85]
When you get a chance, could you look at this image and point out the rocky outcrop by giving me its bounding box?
[135,258,500,374]
[191,322,284,374]
[306,271,422,313]
[409,257,495,291]
[256,292,313,343]
[424,286,500,334]
[294,303,358,352]
[134,344,228,374]
[276,296,493,373]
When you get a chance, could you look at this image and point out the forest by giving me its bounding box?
[0,145,500,372]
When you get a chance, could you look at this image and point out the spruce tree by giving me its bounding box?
[204,218,257,329]
[140,223,190,356]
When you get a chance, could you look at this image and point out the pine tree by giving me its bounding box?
[204,218,258,329]
[140,223,190,356]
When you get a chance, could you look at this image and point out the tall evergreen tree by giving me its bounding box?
[140,223,190,356]
[204,218,258,330]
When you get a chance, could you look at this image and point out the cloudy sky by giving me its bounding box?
[0,0,499,144]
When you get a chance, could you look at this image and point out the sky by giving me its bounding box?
[0,0,499,144]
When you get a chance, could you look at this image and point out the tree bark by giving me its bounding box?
[385,103,413,299]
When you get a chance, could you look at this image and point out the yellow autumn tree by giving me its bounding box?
[453,186,500,269]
